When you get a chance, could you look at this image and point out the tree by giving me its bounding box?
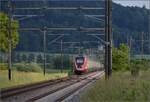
[52,55,72,69]
[21,54,27,62]
[16,53,21,63]
[52,56,62,69]
[11,52,17,63]
[112,43,129,71]
[0,12,19,52]
[37,54,43,63]
[28,54,35,63]
[46,54,51,63]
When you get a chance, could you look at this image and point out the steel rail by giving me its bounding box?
[55,71,105,102]
[0,77,69,99]
[26,71,104,102]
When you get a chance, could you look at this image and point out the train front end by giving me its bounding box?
[74,56,88,74]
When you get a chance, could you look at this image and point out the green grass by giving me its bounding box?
[0,63,7,70]
[81,70,150,102]
[0,70,67,89]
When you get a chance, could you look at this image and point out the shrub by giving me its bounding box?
[21,54,28,62]
[14,63,42,72]
[52,56,72,69]
[0,63,7,70]
[46,64,54,69]
[37,54,43,63]
[27,54,35,63]
[131,59,150,69]
[130,59,150,77]
[130,62,140,77]
[112,44,129,71]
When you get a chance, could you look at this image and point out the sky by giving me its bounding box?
[113,0,150,9]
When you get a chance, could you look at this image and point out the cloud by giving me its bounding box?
[113,0,150,9]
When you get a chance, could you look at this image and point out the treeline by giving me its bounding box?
[0,53,72,72]
[11,53,72,69]
[11,53,51,63]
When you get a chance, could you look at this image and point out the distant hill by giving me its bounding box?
[0,0,149,54]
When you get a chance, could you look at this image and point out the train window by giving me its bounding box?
[77,59,83,63]
[76,57,84,64]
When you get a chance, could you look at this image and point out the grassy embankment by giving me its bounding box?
[81,70,150,102]
[0,63,68,88]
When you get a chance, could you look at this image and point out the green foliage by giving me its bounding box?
[52,55,72,69]
[0,12,19,52]
[12,53,37,63]
[130,62,141,77]
[130,59,150,77]
[21,54,28,62]
[131,59,150,70]
[1,2,148,54]
[0,70,67,88]
[14,63,42,72]
[37,54,43,63]
[27,54,35,62]
[0,63,7,70]
[46,55,51,63]
[81,71,150,102]
[12,52,17,62]
[63,55,73,69]
[15,53,21,62]
[112,43,129,71]
[53,56,62,69]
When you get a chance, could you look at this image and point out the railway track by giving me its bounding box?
[0,71,104,102]
[55,71,104,102]
[0,77,69,99]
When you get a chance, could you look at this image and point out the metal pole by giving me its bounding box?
[108,0,112,77]
[149,33,150,55]
[61,40,63,73]
[129,36,132,65]
[105,0,109,79]
[8,0,12,80]
[105,0,112,79]
[43,29,46,75]
[141,32,144,60]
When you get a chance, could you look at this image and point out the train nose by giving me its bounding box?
[77,65,82,68]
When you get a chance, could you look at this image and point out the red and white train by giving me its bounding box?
[74,55,88,74]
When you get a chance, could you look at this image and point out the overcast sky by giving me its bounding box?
[113,0,150,9]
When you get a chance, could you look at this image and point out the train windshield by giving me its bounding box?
[76,57,84,64]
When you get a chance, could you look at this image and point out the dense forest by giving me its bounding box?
[1,0,150,54]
